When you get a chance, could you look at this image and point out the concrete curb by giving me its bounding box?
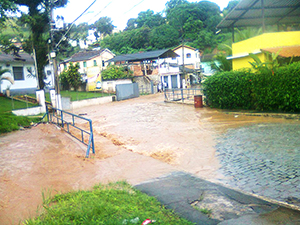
[135,171,300,225]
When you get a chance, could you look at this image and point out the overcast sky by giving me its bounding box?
[54,0,231,30]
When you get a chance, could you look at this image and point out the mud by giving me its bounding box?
[1,93,299,224]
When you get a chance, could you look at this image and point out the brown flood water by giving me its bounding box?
[1,93,299,224]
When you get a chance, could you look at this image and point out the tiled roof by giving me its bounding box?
[108,49,179,63]
[173,45,197,51]
[68,49,106,62]
[261,45,300,58]
[0,52,34,63]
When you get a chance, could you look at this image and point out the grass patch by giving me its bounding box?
[0,96,42,134]
[0,112,41,134]
[25,181,194,225]
[0,96,38,113]
[60,90,112,101]
[27,91,112,102]
[192,207,212,218]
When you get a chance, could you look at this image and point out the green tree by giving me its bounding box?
[102,65,132,80]
[92,16,114,39]
[0,0,17,26]
[136,10,165,29]
[167,3,203,40]
[60,63,82,91]
[70,22,89,44]
[223,0,240,17]
[149,24,180,49]
[0,0,68,90]
[165,0,188,14]
[125,18,137,31]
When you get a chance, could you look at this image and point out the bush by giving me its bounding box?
[252,62,300,112]
[0,113,40,134]
[203,62,300,112]
[102,65,133,80]
[203,69,254,109]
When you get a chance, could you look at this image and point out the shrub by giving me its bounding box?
[102,65,133,81]
[252,62,300,112]
[203,62,300,113]
[203,69,253,109]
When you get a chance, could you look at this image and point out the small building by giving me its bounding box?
[227,31,300,70]
[108,49,181,93]
[217,0,300,70]
[0,51,38,95]
[60,48,115,91]
[165,45,201,87]
[167,45,201,70]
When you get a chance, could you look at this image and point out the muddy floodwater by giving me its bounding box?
[1,93,300,224]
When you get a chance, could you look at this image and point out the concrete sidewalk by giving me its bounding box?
[135,171,300,225]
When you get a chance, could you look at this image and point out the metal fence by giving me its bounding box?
[164,88,203,103]
[46,105,95,158]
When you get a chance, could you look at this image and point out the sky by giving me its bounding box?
[54,0,231,31]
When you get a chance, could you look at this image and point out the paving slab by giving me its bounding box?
[135,171,300,225]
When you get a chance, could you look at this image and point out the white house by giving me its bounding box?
[165,45,201,70]
[0,52,38,95]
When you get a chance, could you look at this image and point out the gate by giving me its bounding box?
[164,88,202,103]
[115,83,139,101]
[46,106,95,158]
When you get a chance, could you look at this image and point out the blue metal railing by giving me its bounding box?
[164,88,202,103]
[46,105,95,157]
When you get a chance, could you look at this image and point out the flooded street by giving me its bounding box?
[1,93,300,224]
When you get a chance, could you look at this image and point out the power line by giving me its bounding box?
[55,0,97,49]
[124,0,147,15]
[87,0,114,24]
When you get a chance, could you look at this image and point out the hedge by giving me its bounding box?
[203,62,300,113]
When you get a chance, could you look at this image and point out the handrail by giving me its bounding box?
[46,105,95,157]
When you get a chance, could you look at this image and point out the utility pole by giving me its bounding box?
[49,0,62,109]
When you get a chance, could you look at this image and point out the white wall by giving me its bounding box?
[166,47,201,69]
[0,62,37,94]
[102,79,132,92]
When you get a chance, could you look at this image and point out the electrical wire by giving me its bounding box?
[123,0,147,15]
[55,0,97,49]
[87,0,114,24]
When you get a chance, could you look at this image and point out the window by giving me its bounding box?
[186,53,191,58]
[172,57,176,60]
[102,60,105,67]
[93,60,97,66]
[64,64,67,70]
[83,61,87,67]
[13,67,24,80]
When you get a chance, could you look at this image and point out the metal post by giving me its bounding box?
[232,26,235,43]
[261,0,265,33]
[89,120,95,154]
[61,110,64,128]
[46,105,49,122]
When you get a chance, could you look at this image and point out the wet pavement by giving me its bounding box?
[1,93,300,224]
[135,171,300,225]
[216,123,300,206]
